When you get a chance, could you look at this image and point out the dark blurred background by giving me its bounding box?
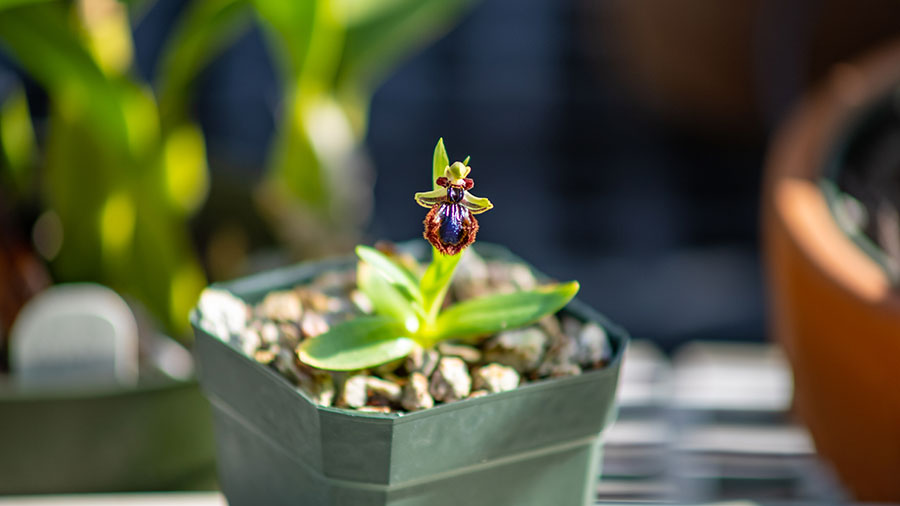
[5,0,900,351]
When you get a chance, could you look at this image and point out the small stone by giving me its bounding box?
[239,327,262,357]
[310,270,356,293]
[575,322,610,367]
[401,372,434,411]
[429,357,472,403]
[483,326,548,372]
[298,373,335,407]
[365,376,402,404]
[300,312,330,338]
[253,347,277,365]
[339,374,369,408]
[544,362,582,378]
[406,345,440,378]
[277,322,302,349]
[467,390,489,399]
[561,316,582,341]
[473,363,520,393]
[273,348,306,384]
[451,249,490,300]
[486,263,518,295]
[197,289,249,345]
[298,289,342,314]
[508,264,538,291]
[537,341,581,378]
[259,322,280,346]
[438,343,482,364]
[374,358,405,377]
[538,315,567,344]
[356,406,392,414]
[257,290,303,322]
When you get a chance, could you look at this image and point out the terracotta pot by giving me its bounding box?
[763,41,900,500]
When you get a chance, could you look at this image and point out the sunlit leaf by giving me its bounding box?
[420,246,461,322]
[336,0,476,96]
[430,281,580,343]
[76,0,134,77]
[0,2,132,155]
[297,316,415,370]
[0,0,52,12]
[356,245,422,303]
[249,0,318,79]
[99,190,136,258]
[432,137,448,190]
[163,123,208,214]
[0,85,36,194]
[357,260,422,332]
[156,0,251,128]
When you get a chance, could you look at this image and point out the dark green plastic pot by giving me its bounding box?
[191,243,627,506]
[0,362,216,494]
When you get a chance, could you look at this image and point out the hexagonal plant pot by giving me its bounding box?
[191,243,627,506]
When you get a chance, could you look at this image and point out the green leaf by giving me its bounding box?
[0,85,36,195]
[356,245,422,303]
[335,0,475,99]
[420,246,461,323]
[0,0,52,12]
[357,260,423,331]
[432,137,448,190]
[156,0,252,129]
[430,281,580,343]
[297,316,416,370]
[0,2,131,152]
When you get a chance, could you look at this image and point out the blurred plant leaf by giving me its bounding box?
[335,0,475,97]
[430,281,580,343]
[76,0,134,77]
[0,1,208,338]
[156,0,252,128]
[297,316,414,371]
[0,0,52,11]
[0,85,36,196]
[0,2,131,153]
[162,123,208,214]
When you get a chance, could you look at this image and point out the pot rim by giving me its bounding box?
[764,39,900,307]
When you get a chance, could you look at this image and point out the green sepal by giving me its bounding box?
[428,281,580,344]
[461,191,493,214]
[433,137,448,191]
[297,316,416,371]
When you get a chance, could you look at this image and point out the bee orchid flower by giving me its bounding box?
[414,160,493,255]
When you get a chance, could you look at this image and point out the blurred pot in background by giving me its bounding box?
[589,0,900,137]
[763,40,900,501]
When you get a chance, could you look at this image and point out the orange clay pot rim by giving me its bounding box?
[765,41,900,305]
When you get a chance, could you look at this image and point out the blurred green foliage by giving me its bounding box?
[0,0,474,338]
